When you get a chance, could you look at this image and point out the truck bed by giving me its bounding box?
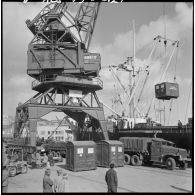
[119,137,152,152]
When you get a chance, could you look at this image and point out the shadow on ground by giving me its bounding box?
[170,185,192,192]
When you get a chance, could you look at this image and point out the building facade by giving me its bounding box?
[3,115,74,142]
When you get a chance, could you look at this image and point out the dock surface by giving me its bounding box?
[8,159,192,193]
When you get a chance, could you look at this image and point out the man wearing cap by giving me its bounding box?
[105,163,118,193]
[43,168,53,193]
[54,169,63,192]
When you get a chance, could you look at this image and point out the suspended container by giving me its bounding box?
[96,140,124,168]
[65,141,96,172]
[155,82,179,100]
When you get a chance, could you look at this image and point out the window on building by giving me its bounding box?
[48,131,50,135]
[61,136,63,140]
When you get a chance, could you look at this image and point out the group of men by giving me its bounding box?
[43,169,69,193]
[43,163,118,193]
[2,140,118,193]
[31,151,53,168]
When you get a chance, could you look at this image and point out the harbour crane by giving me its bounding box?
[14,2,109,150]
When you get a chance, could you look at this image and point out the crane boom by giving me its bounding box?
[75,2,101,51]
[26,2,100,51]
[26,3,69,35]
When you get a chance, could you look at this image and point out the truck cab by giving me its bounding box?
[150,138,190,170]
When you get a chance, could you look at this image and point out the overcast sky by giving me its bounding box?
[2,2,193,125]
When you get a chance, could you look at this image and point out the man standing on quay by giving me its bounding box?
[43,168,53,193]
[105,163,118,193]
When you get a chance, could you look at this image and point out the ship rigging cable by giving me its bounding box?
[166,42,179,125]
[134,69,149,110]
[145,40,179,118]
[133,41,174,113]
[163,2,167,54]
[47,116,66,140]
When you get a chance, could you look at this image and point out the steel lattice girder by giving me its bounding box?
[15,93,109,146]
[27,103,108,139]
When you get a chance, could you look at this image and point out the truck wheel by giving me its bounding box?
[9,166,17,177]
[124,154,131,165]
[166,157,176,170]
[131,155,140,166]
[179,162,187,170]
[21,165,28,174]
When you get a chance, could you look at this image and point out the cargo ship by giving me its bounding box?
[100,29,192,156]
[107,117,192,157]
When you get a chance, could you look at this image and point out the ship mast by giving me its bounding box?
[129,20,136,120]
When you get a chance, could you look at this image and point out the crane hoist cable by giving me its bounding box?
[145,41,179,118]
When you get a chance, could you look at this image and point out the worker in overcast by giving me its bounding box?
[53,169,63,192]
[105,163,118,193]
[58,173,69,192]
[43,168,53,193]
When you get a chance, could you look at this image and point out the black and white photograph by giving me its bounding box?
[2,1,193,193]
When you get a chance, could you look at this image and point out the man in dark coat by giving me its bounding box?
[43,168,53,193]
[105,163,118,193]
